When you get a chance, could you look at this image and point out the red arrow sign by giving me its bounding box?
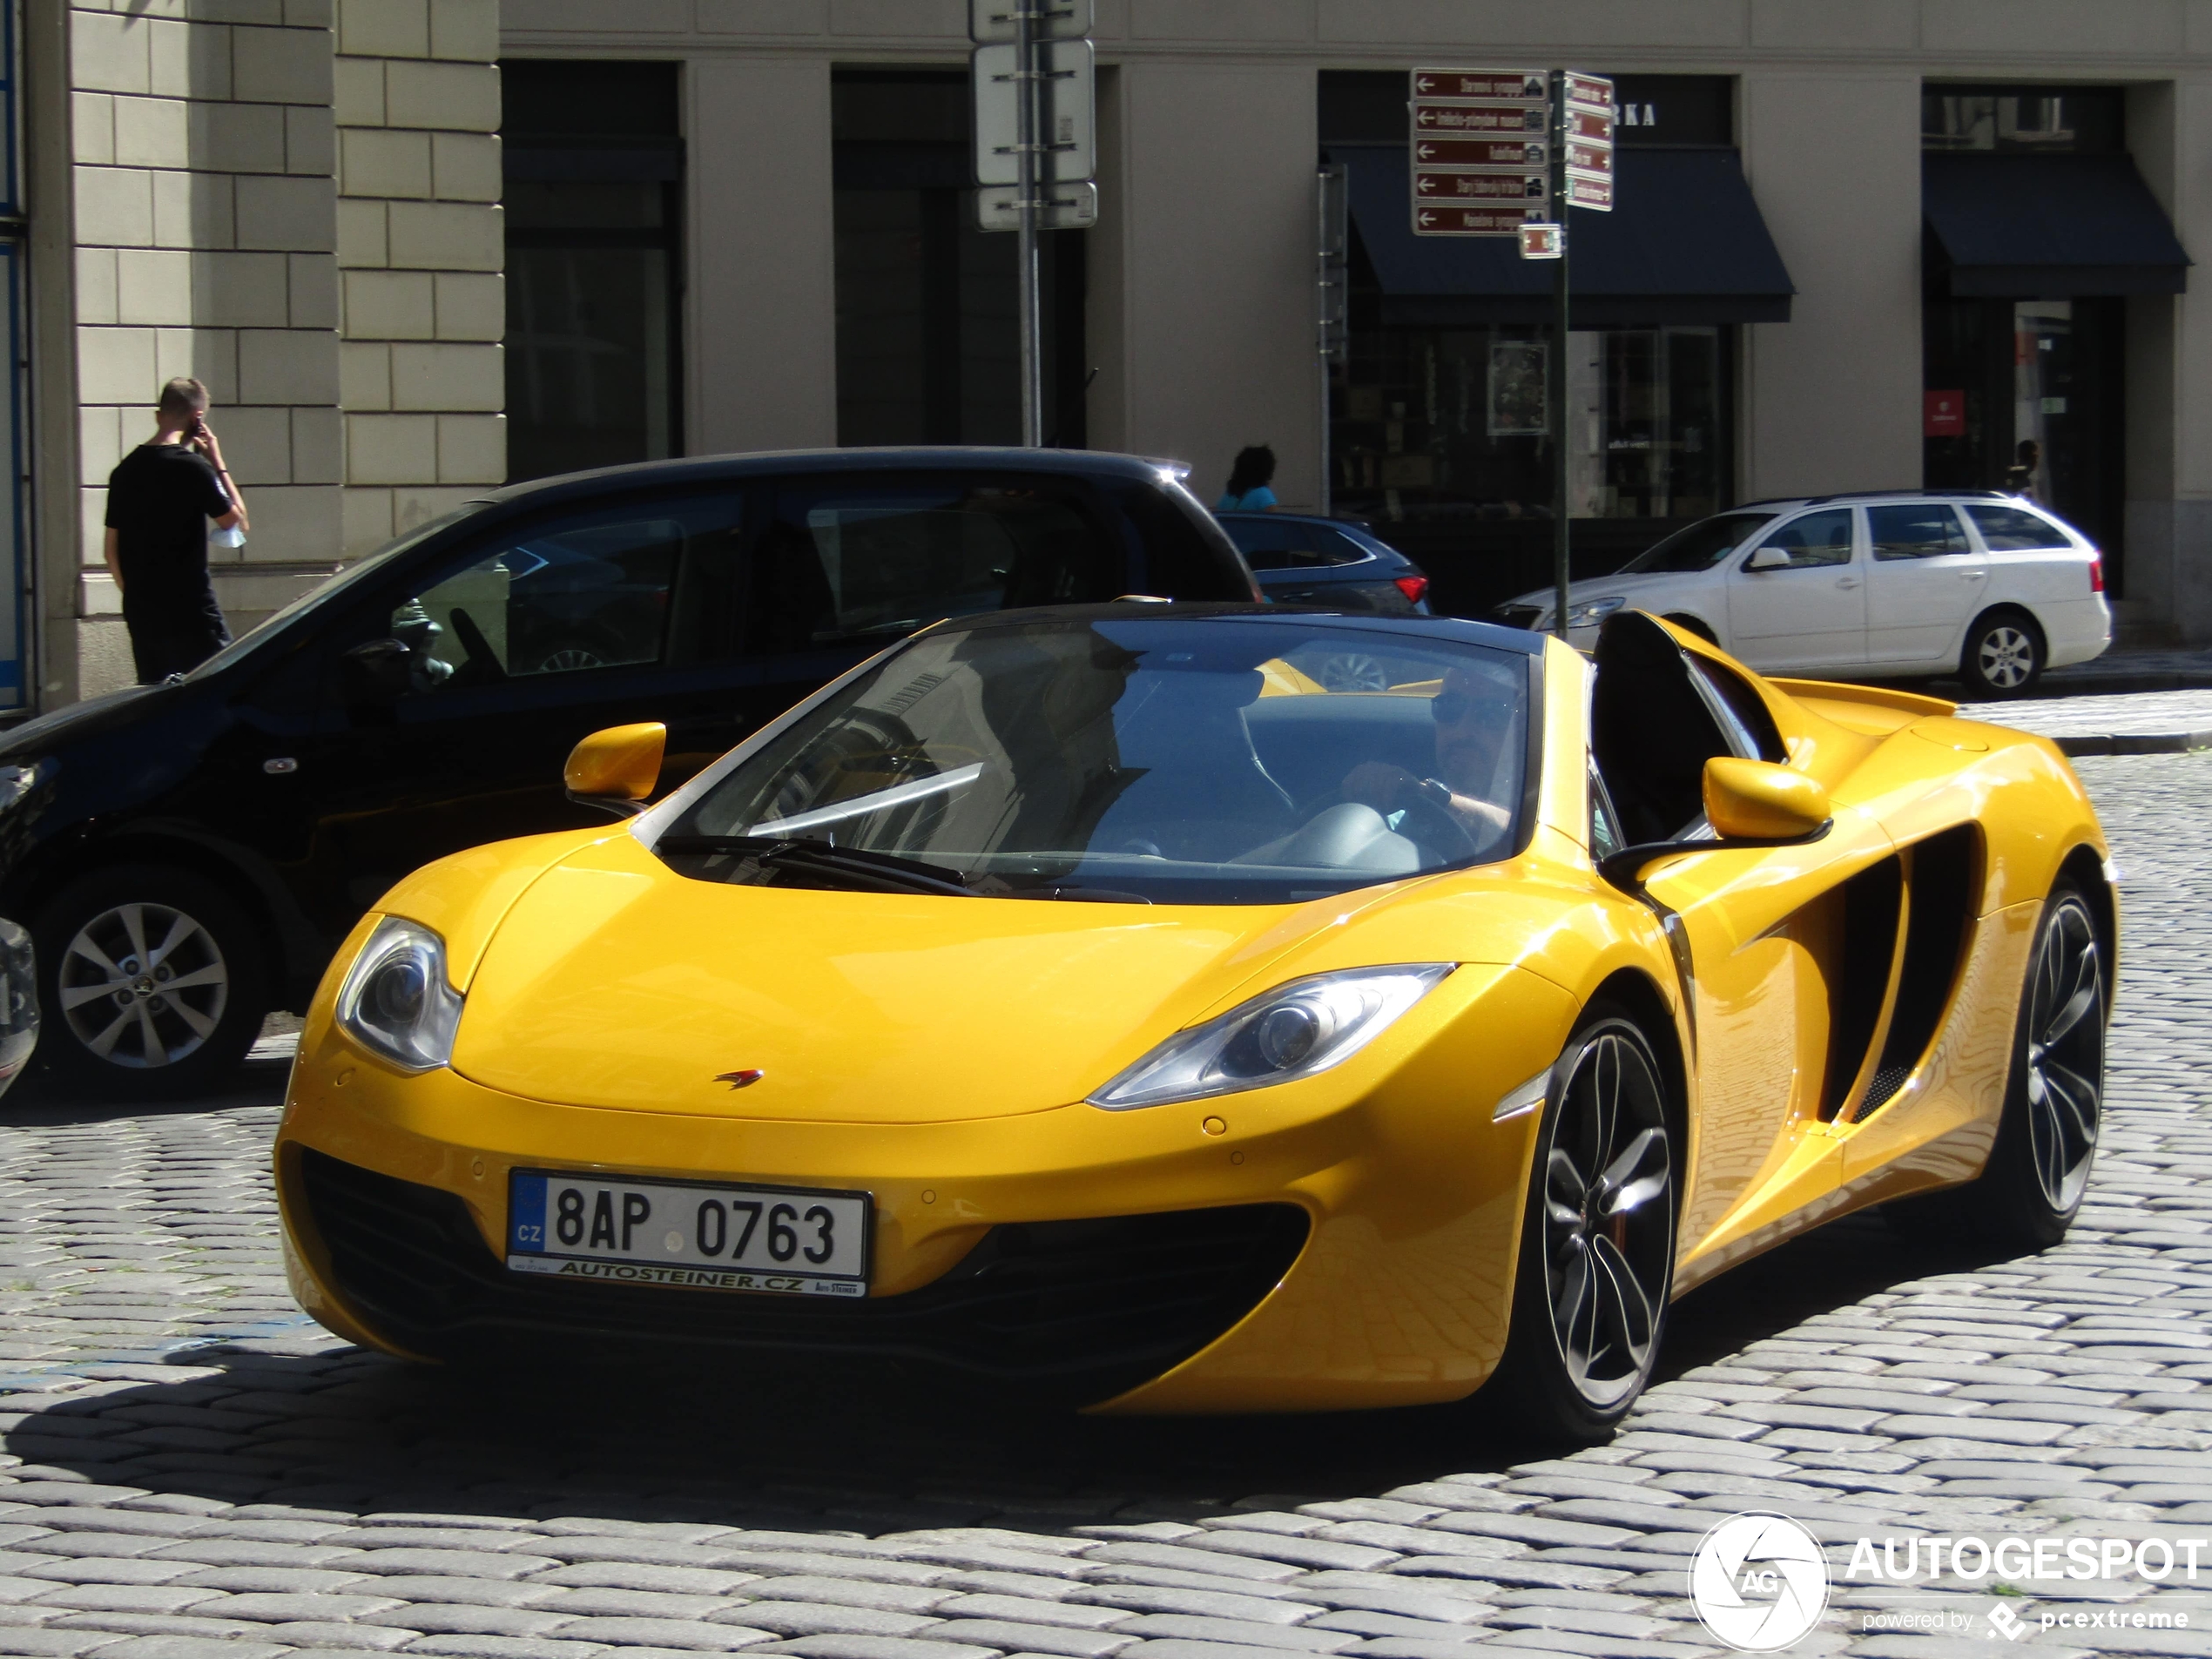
[1411,68,1545,102]
[1415,168,1547,202]
[1415,137,1548,167]
[1563,138,1612,173]
[1563,72,1614,111]
[1567,172,1614,211]
[1565,106,1615,141]
[1413,100,1548,135]
[1414,203,1542,236]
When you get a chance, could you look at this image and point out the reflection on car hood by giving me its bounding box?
[1504,571,1685,609]
[449,834,1343,1123]
[0,682,165,760]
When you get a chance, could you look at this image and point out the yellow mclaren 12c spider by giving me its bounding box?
[275,604,2114,1439]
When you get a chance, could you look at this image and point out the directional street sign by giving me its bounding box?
[969,0,1091,40]
[1566,173,1613,210]
[1563,105,1615,142]
[1563,71,1613,110]
[1562,137,1611,174]
[1416,204,1543,236]
[1519,221,1563,259]
[973,37,1094,185]
[1561,71,1615,213]
[1414,169,1545,202]
[976,179,1097,231]
[1413,100,1547,135]
[1410,68,1546,101]
[1413,137,1548,168]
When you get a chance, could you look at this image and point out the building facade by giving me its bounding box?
[13,1,2212,713]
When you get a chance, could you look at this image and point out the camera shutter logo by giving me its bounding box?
[1689,1512,1830,1651]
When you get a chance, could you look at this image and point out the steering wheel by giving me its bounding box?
[1391,790,1483,862]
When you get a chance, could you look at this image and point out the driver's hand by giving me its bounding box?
[1341,761,1411,813]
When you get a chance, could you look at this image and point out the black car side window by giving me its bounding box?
[385,498,739,694]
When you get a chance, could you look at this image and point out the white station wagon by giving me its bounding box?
[1497,491,2111,697]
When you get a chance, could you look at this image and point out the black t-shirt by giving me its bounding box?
[104,444,232,624]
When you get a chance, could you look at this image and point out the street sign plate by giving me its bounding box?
[1566,172,1614,211]
[1414,203,1542,236]
[1563,138,1612,174]
[1414,169,1546,203]
[969,0,1092,41]
[1562,72,1614,111]
[1564,105,1615,143]
[1413,100,1548,136]
[1519,221,1564,260]
[976,179,1097,232]
[1413,137,1548,168]
[1410,67,1546,103]
[972,38,1095,185]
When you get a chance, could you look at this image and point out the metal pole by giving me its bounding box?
[1015,3,1044,446]
[1549,69,1571,642]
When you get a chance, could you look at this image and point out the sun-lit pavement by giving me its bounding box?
[0,735,2209,1656]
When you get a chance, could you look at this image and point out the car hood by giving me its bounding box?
[0,681,168,760]
[1505,570,1686,609]
[447,833,1376,1123]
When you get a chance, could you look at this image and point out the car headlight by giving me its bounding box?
[1089,964,1454,1110]
[335,916,464,1072]
[1563,596,1628,629]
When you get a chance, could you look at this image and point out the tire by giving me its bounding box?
[1663,613,1718,646]
[1484,1005,1677,1442]
[30,863,269,1102]
[1959,608,2045,698]
[1887,880,2106,1251]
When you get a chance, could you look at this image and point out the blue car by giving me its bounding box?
[1216,511,1433,616]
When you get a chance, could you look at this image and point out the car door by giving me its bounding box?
[1722,506,1867,671]
[293,491,748,927]
[1863,502,1989,668]
[1590,617,1896,1272]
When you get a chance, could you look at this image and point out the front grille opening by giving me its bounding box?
[297,1149,1309,1406]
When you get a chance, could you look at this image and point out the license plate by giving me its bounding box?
[506,1170,871,1298]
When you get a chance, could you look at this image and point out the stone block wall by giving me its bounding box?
[69,0,344,687]
[334,0,503,558]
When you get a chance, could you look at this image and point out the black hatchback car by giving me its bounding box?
[0,448,1259,1096]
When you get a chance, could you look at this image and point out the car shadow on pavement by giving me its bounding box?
[2,1190,2011,1530]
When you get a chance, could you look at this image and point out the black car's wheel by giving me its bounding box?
[1486,1006,1676,1441]
[1888,880,2105,1251]
[31,864,268,1100]
[1312,652,1389,692]
[1959,608,2045,698]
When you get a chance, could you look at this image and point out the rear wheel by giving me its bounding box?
[1485,1006,1676,1441]
[1887,880,2105,1250]
[31,864,268,1101]
[1959,608,2045,698]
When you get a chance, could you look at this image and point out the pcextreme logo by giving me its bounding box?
[1688,1512,1830,1652]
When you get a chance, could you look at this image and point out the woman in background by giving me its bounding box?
[1217,444,1279,512]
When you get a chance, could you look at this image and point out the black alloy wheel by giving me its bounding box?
[30,863,268,1102]
[1487,1007,1676,1441]
[1959,609,2045,698]
[1886,880,2106,1250]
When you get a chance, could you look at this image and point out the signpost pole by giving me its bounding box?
[1015,2,1043,446]
[1548,70,1571,641]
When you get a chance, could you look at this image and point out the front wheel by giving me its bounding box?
[1484,1007,1676,1442]
[1959,609,2045,698]
[30,864,268,1101]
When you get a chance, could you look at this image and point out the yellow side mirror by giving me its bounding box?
[563,722,666,818]
[1703,756,1830,841]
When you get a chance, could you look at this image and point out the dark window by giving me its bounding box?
[1759,508,1854,569]
[1620,510,1773,574]
[1222,516,1312,570]
[1307,527,1377,566]
[1967,503,2075,550]
[501,60,683,483]
[1868,503,1969,561]
[833,70,1085,448]
[1921,85,2123,153]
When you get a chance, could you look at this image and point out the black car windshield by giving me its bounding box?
[1619,510,1776,574]
[652,615,1533,905]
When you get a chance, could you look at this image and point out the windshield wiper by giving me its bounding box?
[655,835,979,898]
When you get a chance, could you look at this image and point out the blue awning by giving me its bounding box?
[1333,142,1795,326]
[1923,152,2190,297]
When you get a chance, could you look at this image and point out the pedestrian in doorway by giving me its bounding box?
[1217,444,1279,512]
[104,378,249,684]
[2005,438,2041,501]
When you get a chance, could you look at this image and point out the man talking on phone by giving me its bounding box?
[102,376,250,683]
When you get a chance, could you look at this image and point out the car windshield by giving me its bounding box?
[185,504,487,680]
[1619,510,1776,574]
[651,615,1533,905]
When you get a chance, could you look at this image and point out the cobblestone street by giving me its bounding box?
[0,739,2208,1657]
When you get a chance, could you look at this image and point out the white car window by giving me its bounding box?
[1966,503,2075,551]
[1747,507,1854,570]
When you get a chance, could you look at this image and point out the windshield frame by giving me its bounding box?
[634,609,1548,904]
[1618,509,1778,576]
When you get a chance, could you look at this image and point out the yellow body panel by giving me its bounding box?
[277,625,2111,1412]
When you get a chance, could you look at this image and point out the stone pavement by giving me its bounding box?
[1960,691,2212,754]
[0,749,2209,1656]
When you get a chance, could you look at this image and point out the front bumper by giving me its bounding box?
[275,961,1576,1413]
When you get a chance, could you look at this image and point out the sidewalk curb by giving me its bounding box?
[2054,728,2212,758]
